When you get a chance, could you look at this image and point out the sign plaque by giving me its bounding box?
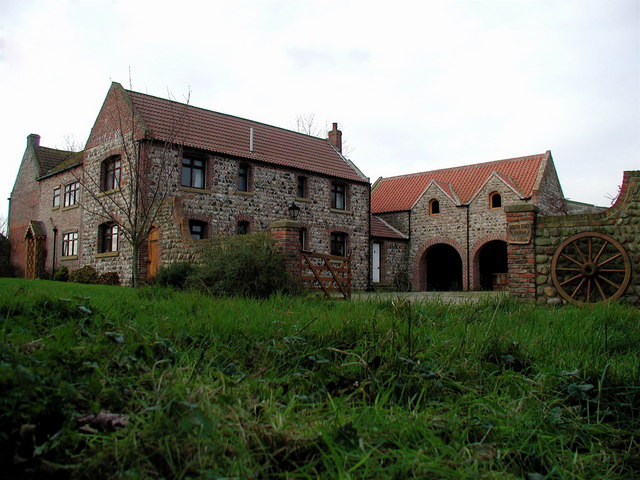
[507,221,532,244]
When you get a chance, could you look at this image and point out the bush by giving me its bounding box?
[97,272,120,286]
[189,233,297,298]
[53,266,69,282]
[155,262,195,289]
[69,266,98,284]
[0,233,12,277]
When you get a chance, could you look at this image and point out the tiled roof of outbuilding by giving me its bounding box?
[371,216,408,239]
[124,87,368,183]
[371,153,549,213]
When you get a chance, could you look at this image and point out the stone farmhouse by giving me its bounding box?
[370,152,602,292]
[8,82,371,287]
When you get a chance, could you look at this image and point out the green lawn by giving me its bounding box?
[1,278,638,479]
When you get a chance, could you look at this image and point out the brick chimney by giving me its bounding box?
[27,134,40,148]
[328,123,342,153]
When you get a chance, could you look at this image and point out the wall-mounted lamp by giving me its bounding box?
[288,202,300,221]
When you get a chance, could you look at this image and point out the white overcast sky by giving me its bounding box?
[1,0,639,219]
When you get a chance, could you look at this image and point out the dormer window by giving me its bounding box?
[429,199,440,215]
[490,192,502,209]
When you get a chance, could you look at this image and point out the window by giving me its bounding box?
[99,223,119,253]
[429,199,440,215]
[52,187,61,208]
[331,182,346,210]
[63,182,79,207]
[102,156,121,191]
[181,156,205,189]
[297,176,308,198]
[299,227,308,250]
[237,220,250,235]
[62,232,78,257]
[189,220,207,240]
[330,232,347,257]
[238,164,250,192]
[490,192,502,209]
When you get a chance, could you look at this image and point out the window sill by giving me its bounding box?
[295,197,311,203]
[179,186,211,194]
[235,191,255,197]
[51,206,60,211]
[330,208,351,215]
[96,251,119,258]
[61,255,78,261]
[62,204,79,211]
[98,188,121,197]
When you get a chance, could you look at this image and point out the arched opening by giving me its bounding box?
[425,244,463,291]
[477,240,508,290]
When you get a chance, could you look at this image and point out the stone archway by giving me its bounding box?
[415,241,464,291]
[475,240,508,291]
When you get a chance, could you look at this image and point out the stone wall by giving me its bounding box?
[151,145,371,289]
[507,171,640,305]
[371,238,409,288]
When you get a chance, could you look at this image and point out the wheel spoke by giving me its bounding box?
[598,253,621,267]
[594,278,608,300]
[599,274,621,290]
[560,253,583,267]
[560,273,583,287]
[572,242,587,263]
[599,268,626,272]
[571,278,586,299]
[588,238,593,263]
[556,267,581,271]
[586,279,592,302]
[593,240,609,264]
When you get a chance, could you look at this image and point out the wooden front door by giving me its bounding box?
[147,228,159,278]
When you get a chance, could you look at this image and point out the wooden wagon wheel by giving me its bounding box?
[551,232,631,305]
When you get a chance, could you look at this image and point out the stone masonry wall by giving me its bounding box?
[534,171,640,305]
[371,239,409,288]
[150,145,371,289]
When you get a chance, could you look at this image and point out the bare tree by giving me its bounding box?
[74,83,191,287]
[293,114,354,156]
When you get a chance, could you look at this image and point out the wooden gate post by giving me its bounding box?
[269,219,302,281]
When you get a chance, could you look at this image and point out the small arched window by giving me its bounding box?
[490,192,502,209]
[237,220,250,235]
[429,199,440,215]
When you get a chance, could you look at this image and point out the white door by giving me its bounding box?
[372,242,381,283]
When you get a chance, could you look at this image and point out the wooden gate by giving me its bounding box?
[301,252,351,299]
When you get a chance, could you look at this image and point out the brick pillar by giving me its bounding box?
[505,204,539,300]
[270,219,302,281]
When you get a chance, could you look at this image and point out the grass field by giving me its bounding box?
[1,278,638,479]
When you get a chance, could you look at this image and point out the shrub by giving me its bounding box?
[155,262,195,289]
[189,233,297,298]
[97,272,120,286]
[53,266,69,282]
[69,266,98,284]
[0,233,13,277]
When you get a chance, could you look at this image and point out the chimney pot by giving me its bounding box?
[328,123,342,153]
[27,134,40,148]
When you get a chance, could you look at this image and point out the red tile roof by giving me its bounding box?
[124,86,367,183]
[371,153,549,213]
[371,216,408,239]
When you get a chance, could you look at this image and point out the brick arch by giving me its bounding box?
[471,233,508,291]
[413,236,466,291]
